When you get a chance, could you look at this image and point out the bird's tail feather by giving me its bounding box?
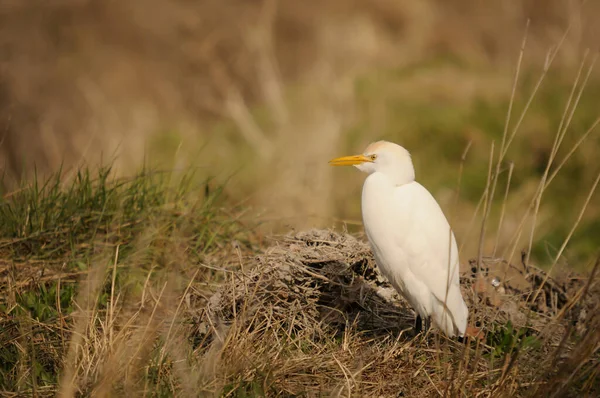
[432,289,468,337]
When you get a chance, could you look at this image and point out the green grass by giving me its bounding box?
[0,167,254,395]
[486,320,541,358]
[0,167,250,264]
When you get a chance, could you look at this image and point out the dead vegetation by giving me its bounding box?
[189,229,599,397]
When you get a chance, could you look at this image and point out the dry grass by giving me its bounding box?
[0,167,253,396]
[189,230,600,397]
[4,222,598,396]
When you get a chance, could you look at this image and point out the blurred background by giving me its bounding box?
[0,0,599,268]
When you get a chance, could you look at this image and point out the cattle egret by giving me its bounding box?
[329,141,468,337]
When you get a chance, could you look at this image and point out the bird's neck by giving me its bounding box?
[381,166,415,187]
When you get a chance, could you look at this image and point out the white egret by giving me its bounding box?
[329,141,468,337]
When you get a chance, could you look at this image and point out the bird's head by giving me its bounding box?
[329,140,415,185]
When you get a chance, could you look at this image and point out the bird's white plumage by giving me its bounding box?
[329,141,468,337]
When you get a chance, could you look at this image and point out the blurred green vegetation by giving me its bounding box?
[151,59,598,269]
[354,65,599,266]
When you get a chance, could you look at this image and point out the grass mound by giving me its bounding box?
[194,230,412,347]
[191,229,599,397]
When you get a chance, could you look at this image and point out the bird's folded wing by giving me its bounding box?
[392,183,461,304]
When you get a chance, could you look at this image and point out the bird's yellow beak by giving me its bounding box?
[328,154,372,166]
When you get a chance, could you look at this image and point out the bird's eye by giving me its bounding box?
[370,154,377,161]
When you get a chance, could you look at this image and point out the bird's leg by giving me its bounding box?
[424,316,431,333]
[414,315,431,336]
[414,314,423,335]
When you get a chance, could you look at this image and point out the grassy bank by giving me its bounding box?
[0,168,598,397]
[0,169,255,396]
